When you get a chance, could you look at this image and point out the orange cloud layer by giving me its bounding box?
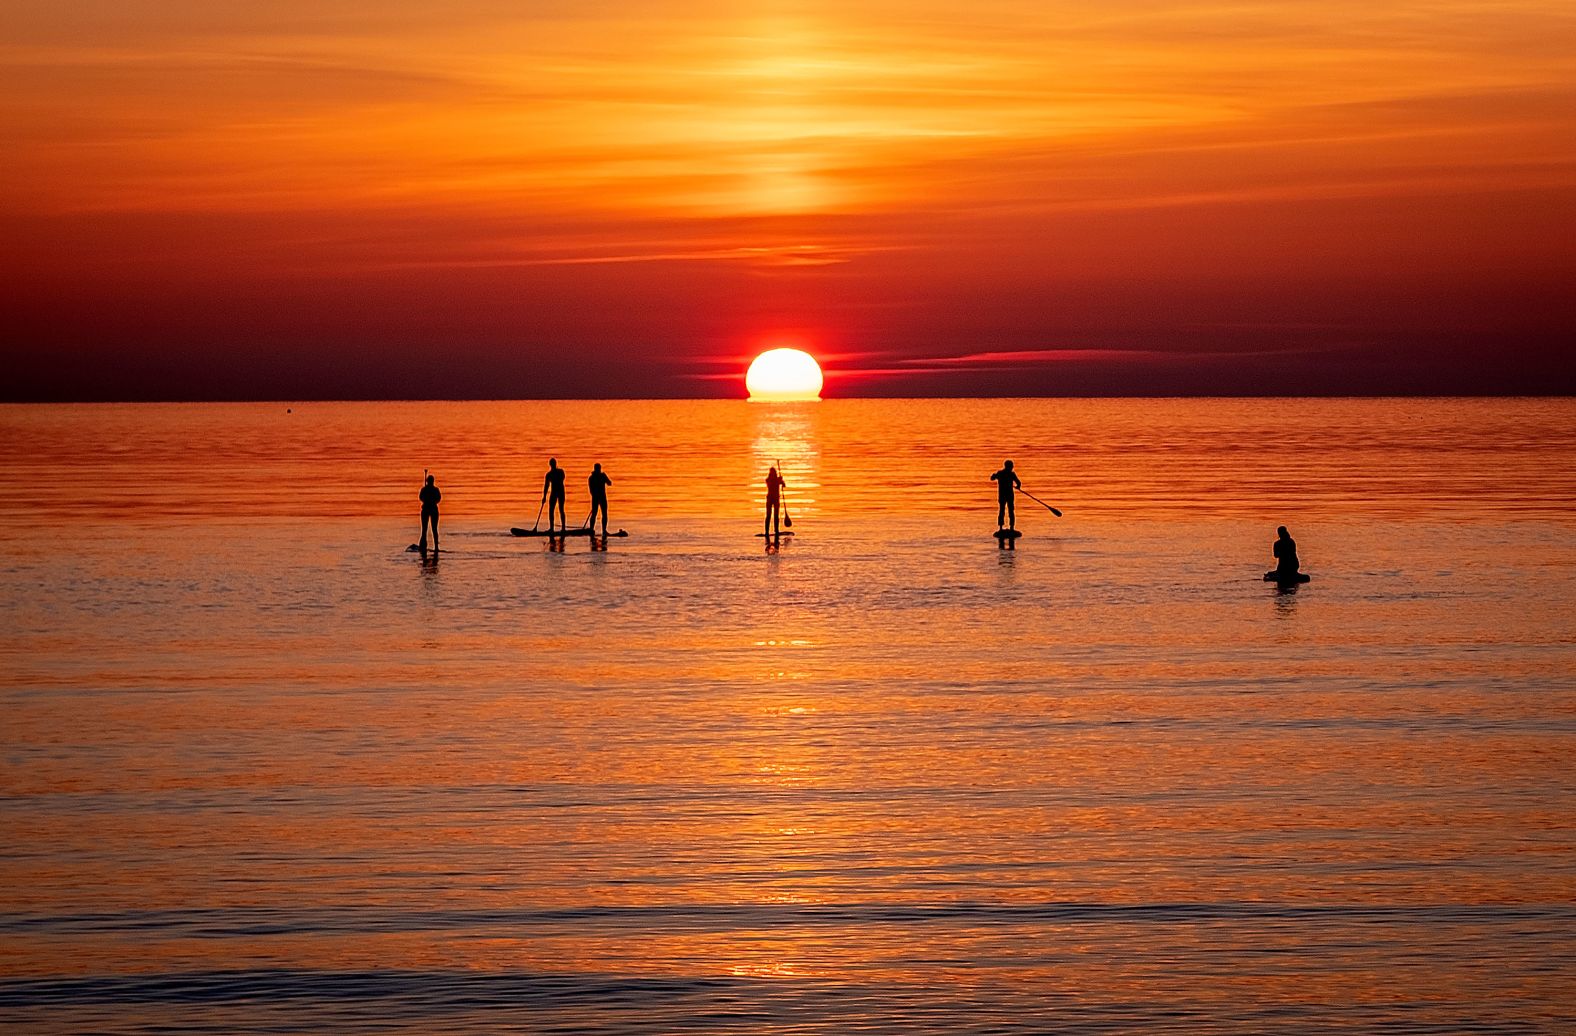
[3,1,1573,397]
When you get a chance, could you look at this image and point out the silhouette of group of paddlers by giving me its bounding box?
[532,457,614,535]
[414,458,1309,584]
[416,459,616,552]
[418,458,777,547]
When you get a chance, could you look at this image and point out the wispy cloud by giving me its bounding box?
[340,242,901,273]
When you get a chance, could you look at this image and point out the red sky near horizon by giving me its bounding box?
[3,0,1574,399]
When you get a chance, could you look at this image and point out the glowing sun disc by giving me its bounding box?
[746,348,823,401]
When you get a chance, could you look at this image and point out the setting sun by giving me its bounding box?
[746,348,823,401]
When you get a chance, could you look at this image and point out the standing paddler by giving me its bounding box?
[587,463,612,536]
[764,465,786,538]
[418,471,441,552]
[542,458,568,534]
[989,459,1062,536]
[991,459,1022,532]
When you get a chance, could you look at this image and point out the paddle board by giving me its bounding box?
[755,531,795,538]
[1264,571,1311,583]
[993,529,1023,540]
[512,527,591,537]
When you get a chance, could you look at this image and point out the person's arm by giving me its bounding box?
[1014,473,1022,489]
[990,472,999,483]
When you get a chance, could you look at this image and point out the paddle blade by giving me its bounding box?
[784,514,793,527]
[1051,507,1063,517]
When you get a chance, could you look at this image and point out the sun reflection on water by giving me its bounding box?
[751,402,821,517]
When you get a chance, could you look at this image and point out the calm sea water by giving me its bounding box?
[2,399,1574,1034]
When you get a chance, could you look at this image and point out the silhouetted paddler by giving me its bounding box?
[588,463,612,535]
[542,458,568,533]
[991,460,1021,531]
[1272,525,1300,579]
[764,466,786,538]
[418,474,440,552]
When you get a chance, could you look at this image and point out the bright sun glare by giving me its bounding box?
[746,348,823,401]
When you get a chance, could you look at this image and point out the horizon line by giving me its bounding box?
[4,393,1573,406]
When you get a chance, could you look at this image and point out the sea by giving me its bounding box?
[2,398,1574,1034]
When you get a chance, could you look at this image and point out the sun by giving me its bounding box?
[746,348,823,401]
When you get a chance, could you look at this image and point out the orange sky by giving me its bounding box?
[4,0,1573,397]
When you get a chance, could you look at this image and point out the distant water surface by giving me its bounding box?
[2,399,1574,1033]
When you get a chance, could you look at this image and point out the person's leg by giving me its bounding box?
[1007,498,1015,530]
[431,512,439,550]
[997,500,1006,528]
[420,512,431,547]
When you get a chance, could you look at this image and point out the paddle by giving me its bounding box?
[776,459,794,528]
[530,496,546,532]
[1021,489,1063,517]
